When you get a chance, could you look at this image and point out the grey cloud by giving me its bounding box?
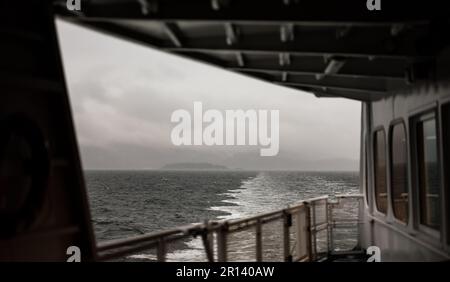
[57,19,361,171]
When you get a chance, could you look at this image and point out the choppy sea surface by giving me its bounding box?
[85,170,359,261]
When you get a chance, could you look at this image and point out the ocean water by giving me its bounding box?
[85,170,359,261]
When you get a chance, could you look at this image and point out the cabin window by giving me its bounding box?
[416,113,441,230]
[374,129,387,214]
[390,123,408,223]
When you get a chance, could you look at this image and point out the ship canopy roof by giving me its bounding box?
[54,0,450,101]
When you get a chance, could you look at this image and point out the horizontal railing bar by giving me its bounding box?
[227,203,311,233]
[99,232,188,259]
[227,202,306,226]
[311,223,329,232]
[99,231,225,261]
[330,219,362,222]
[296,256,311,262]
[335,194,364,199]
[331,223,363,227]
[227,210,284,226]
[286,205,307,213]
[335,194,364,198]
[311,225,328,232]
[329,250,366,256]
[98,242,159,261]
[97,222,208,251]
[331,223,365,228]
[303,195,329,203]
[313,226,328,233]
[228,214,285,233]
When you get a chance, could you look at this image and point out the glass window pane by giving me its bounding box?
[374,130,387,214]
[391,123,408,223]
[417,117,441,229]
[391,124,409,222]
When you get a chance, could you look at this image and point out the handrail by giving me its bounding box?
[303,195,329,202]
[225,200,306,230]
[97,222,209,251]
[335,193,364,199]
[95,193,363,262]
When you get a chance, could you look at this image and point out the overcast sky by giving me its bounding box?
[56,19,361,171]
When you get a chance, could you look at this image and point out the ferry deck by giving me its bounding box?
[0,0,449,262]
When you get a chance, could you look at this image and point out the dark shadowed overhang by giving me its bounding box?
[53,0,450,101]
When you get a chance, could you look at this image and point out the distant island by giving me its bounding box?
[160,162,228,170]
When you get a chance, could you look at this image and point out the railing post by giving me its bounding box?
[310,201,317,261]
[255,219,262,262]
[323,200,329,254]
[328,201,334,254]
[201,222,215,262]
[304,202,313,261]
[157,238,166,262]
[356,196,363,248]
[217,223,228,262]
[283,210,292,262]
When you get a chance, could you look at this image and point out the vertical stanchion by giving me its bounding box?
[304,203,313,261]
[201,222,215,262]
[217,223,228,262]
[328,201,334,254]
[323,200,329,254]
[357,197,363,248]
[283,211,292,262]
[255,219,262,262]
[157,238,166,262]
[311,201,317,260]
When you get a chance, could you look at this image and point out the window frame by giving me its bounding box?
[411,110,442,238]
[441,103,450,245]
[389,120,409,225]
[373,127,388,216]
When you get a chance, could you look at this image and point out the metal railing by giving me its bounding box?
[328,194,364,254]
[96,194,363,262]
